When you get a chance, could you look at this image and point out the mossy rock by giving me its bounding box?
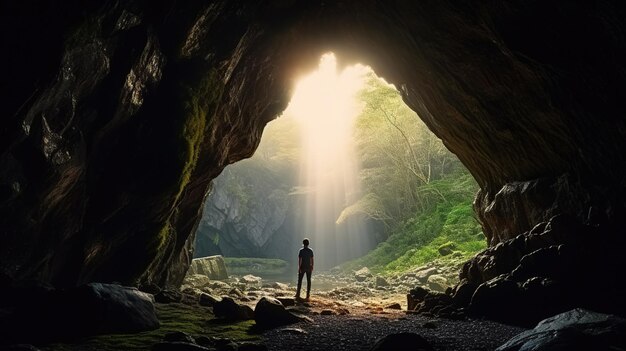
[437,242,457,256]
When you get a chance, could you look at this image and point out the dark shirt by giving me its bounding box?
[299,247,314,271]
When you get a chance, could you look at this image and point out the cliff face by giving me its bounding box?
[1,0,625,313]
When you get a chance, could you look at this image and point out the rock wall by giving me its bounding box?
[1,0,625,305]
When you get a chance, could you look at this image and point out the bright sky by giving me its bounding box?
[283,53,371,157]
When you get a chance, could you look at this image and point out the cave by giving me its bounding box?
[2,0,626,349]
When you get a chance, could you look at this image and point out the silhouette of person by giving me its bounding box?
[296,238,314,300]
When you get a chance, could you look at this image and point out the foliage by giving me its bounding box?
[340,173,486,274]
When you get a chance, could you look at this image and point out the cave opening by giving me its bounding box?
[190,52,485,298]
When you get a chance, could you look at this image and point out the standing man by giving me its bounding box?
[296,238,314,300]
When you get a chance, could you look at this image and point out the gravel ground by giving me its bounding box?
[262,312,526,351]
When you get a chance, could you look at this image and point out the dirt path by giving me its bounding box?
[260,296,525,351]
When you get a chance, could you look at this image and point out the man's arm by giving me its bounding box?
[310,256,314,272]
[298,257,303,273]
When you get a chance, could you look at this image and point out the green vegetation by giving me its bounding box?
[340,173,486,275]
[45,303,258,351]
[224,257,289,276]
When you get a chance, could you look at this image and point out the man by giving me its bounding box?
[296,238,314,300]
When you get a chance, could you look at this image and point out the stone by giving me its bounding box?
[279,327,307,334]
[355,267,372,282]
[254,297,311,329]
[496,309,626,351]
[183,274,212,288]
[370,332,433,351]
[320,309,336,315]
[415,268,438,283]
[385,303,402,310]
[213,297,254,321]
[5,283,159,343]
[375,276,389,287]
[199,293,220,307]
[155,290,182,303]
[229,288,244,298]
[242,274,263,285]
[152,342,210,351]
[272,282,289,290]
[187,255,229,280]
[437,242,456,256]
[209,281,232,290]
[276,297,295,307]
[426,274,448,292]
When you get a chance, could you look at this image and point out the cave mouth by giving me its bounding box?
[190,52,486,298]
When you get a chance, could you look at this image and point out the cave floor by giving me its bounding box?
[38,293,524,351]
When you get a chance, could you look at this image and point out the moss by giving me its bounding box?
[224,257,289,276]
[43,303,259,351]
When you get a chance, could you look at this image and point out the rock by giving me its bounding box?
[199,293,220,307]
[229,288,244,298]
[407,286,430,310]
[155,290,182,303]
[375,276,389,287]
[496,308,626,351]
[272,282,289,290]
[254,297,311,328]
[213,297,254,321]
[163,331,195,343]
[242,274,263,285]
[415,268,438,282]
[437,242,456,256]
[187,255,229,280]
[370,332,433,351]
[152,342,210,351]
[206,281,230,290]
[468,275,526,325]
[385,303,402,310]
[5,283,159,343]
[183,274,212,288]
[451,281,478,307]
[426,274,448,292]
[276,297,295,307]
[355,267,372,282]
[320,309,336,315]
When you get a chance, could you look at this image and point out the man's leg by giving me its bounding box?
[296,271,304,298]
[305,270,312,299]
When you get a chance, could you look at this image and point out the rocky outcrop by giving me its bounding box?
[0,282,159,344]
[186,255,228,280]
[195,164,295,259]
[497,309,626,351]
[1,1,626,324]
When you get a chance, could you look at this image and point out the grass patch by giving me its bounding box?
[339,173,487,276]
[44,303,259,351]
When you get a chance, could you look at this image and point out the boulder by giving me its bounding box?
[370,332,433,351]
[199,293,220,307]
[254,297,310,329]
[437,242,456,256]
[187,255,229,280]
[4,283,159,343]
[355,267,372,282]
[385,303,402,310]
[183,274,212,288]
[213,297,254,321]
[242,275,263,285]
[415,268,438,283]
[155,289,182,303]
[426,275,448,292]
[276,297,295,307]
[375,276,389,287]
[272,282,289,290]
[497,308,626,351]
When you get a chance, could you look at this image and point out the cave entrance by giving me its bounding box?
[190,53,485,293]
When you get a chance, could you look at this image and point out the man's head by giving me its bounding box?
[303,238,310,247]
